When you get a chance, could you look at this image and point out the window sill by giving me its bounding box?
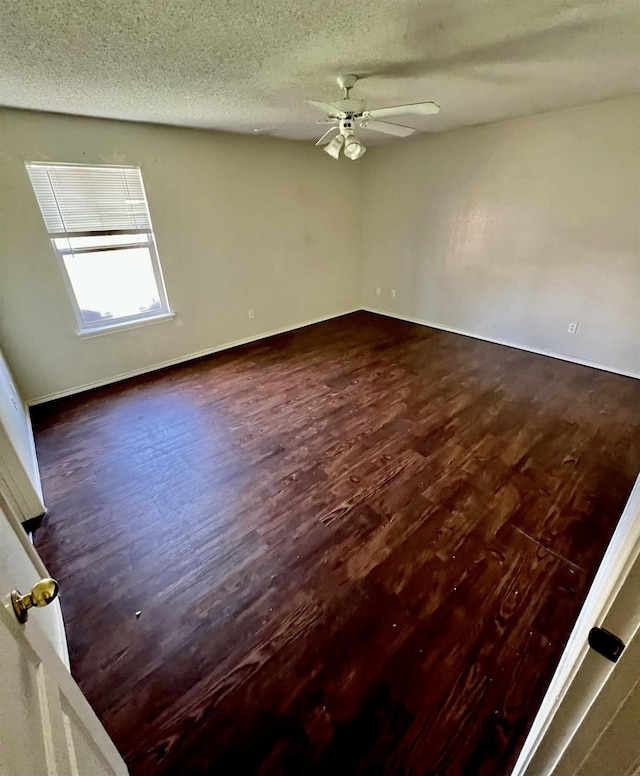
[77,312,176,339]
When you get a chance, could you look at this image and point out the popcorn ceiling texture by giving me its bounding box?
[0,0,638,143]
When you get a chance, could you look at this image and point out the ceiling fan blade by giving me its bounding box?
[365,102,440,120]
[316,127,339,146]
[306,100,345,117]
[360,120,416,138]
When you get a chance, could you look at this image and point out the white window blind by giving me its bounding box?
[26,163,152,234]
[25,161,172,335]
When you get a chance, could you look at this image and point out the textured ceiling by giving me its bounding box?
[0,0,638,145]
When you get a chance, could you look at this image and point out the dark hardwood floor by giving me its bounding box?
[32,311,640,776]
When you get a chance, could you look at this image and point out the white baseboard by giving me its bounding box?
[28,305,638,406]
[28,308,359,406]
[363,307,640,382]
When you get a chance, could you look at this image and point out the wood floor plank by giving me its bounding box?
[31,311,640,775]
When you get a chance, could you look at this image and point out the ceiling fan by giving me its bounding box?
[306,75,440,160]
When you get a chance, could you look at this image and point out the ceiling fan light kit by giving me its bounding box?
[324,133,345,159]
[307,74,440,161]
[343,134,366,160]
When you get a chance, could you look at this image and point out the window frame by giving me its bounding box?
[27,162,173,336]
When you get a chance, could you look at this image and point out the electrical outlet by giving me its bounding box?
[248,309,255,319]
[376,287,381,296]
[567,322,578,334]
[391,289,396,299]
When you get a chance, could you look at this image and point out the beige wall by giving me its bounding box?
[0,109,362,403]
[0,347,39,492]
[1,97,638,403]
[0,346,44,519]
[361,96,640,377]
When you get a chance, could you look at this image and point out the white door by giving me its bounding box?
[0,503,128,776]
[513,474,640,776]
[557,623,640,775]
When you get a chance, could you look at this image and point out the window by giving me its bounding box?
[26,162,172,335]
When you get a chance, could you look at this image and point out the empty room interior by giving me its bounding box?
[1,1,640,774]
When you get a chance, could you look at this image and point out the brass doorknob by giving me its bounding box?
[10,578,59,623]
